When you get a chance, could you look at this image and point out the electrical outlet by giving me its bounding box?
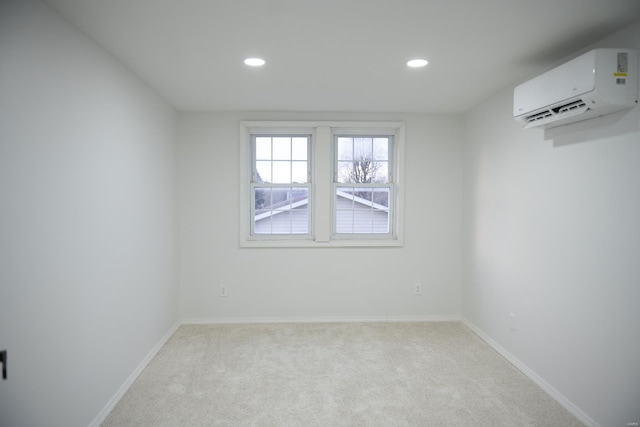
[219,285,228,297]
[509,313,516,330]
[414,283,422,295]
[1,350,6,380]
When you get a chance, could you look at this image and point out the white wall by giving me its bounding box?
[178,112,463,321]
[0,1,178,426]
[462,21,640,427]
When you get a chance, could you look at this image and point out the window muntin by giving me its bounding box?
[333,135,393,237]
[251,135,311,236]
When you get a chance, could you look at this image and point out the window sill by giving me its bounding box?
[240,237,403,248]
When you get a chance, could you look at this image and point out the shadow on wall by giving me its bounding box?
[545,107,640,147]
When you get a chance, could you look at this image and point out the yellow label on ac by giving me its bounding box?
[614,72,628,77]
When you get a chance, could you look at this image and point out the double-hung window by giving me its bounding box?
[334,134,393,237]
[240,121,404,247]
[251,133,311,237]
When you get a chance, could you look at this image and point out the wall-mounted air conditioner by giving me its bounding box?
[513,48,638,129]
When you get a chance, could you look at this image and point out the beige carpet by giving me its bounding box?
[102,322,582,426]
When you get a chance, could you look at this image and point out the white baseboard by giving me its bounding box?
[461,318,599,427]
[181,314,461,325]
[88,322,180,427]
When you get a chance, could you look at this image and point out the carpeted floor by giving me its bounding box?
[102,322,583,426]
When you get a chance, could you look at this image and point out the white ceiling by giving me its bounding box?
[45,0,640,113]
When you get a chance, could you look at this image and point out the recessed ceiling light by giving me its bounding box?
[407,59,428,68]
[244,57,266,67]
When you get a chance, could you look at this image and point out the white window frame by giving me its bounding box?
[240,121,404,248]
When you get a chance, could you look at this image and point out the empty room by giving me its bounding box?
[1,0,639,426]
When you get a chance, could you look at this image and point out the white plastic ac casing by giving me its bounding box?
[514,48,638,129]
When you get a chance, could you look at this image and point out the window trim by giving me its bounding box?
[240,121,404,248]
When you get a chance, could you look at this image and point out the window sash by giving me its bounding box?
[333,183,393,237]
[251,134,311,184]
[250,183,311,237]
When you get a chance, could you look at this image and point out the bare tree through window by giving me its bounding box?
[337,136,390,206]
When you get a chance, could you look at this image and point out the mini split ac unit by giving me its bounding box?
[513,48,639,129]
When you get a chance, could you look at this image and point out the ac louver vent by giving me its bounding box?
[524,98,590,127]
[525,110,554,123]
[554,99,587,114]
